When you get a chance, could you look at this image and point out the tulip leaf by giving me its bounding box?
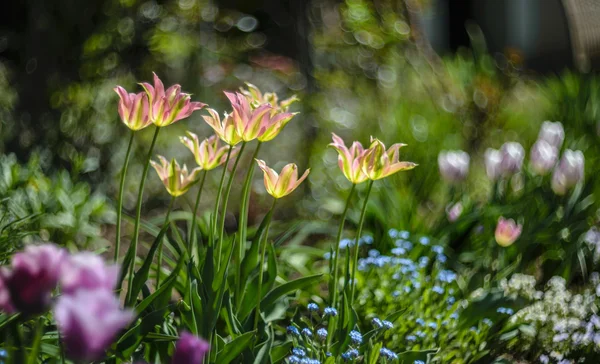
[135,254,184,313]
[397,349,438,363]
[238,208,274,309]
[253,329,273,364]
[260,274,323,309]
[127,224,170,306]
[215,331,256,364]
[368,342,382,364]
[269,341,292,363]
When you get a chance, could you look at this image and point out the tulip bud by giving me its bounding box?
[0,244,66,314]
[495,217,522,247]
[551,149,584,195]
[329,133,368,184]
[500,142,525,176]
[60,252,119,295]
[171,332,210,364]
[361,137,417,180]
[538,121,565,148]
[151,156,202,197]
[446,202,463,222]
[140,73,206,127]
[529,140,558,175]
[114,87,152,131]
[256,159,310,199]
[438,150,470,183]
[55,289,134,362]
[485,148,502,181]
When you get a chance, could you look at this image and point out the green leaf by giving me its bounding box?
[215,331,255,364]
[368,342,382,364]
[127,224,170,306]
[253,331,273,364]
[261,274,324,309]
[398,349,438,363]
[135,255,184,313]
[270,341,293,363]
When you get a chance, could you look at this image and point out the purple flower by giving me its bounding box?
[60,252,119,295]
[551,149,584,195]
[484,148,502,181]
[538,121,565,148]
[438,150,470,183]
[55,289,134,362]
[172,332,210,364]
[530,140,558,175]
[0,244,66,314]
[445,202,463,222]
[500,142,525,176]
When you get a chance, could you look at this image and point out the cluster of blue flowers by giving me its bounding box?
[352,229,468,355]
[285,303,336,363]
[286,301,403,363]
[323,235,374,260]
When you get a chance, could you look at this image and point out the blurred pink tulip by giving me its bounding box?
[172,332,210,364]
[446,202,463,222]
[55,289,134,362]
[495,217,522,247]
[60,252,119,295]
[0,244,65,314]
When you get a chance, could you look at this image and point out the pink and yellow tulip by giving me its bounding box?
[495,217,522,247]
[180,133,231,171]
[203,108,243,146]
[150,156,202,197]
[140,73,206,127]
[256,159,310,199]
[361,137,417,180]
[114,87,152,131]
[329,133,369,184]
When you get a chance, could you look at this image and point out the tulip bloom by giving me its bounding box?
[240,83,298,111]
[60,252,119,295]
[55,289,134,362]
[438,150,470,183]
[484,148,502,181]
[225,91,273,142]
[171,332,210,364]
[114,87,152,131]
[0,278,14,313]
[446,202,463,222]
[530,140,558,175]
[256,159,310,199]
[500,142,525,176]
[329,133,369,184]
[495,217,522,247]
[361,137,417,180]
[0,244,65,314]
[151,156,202,197]
[140,73,206,127]
[203,108,243,146]
[538,121,565,148]
[180,133,231,171]
[551,149,584,195]
[238,84,298,142]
